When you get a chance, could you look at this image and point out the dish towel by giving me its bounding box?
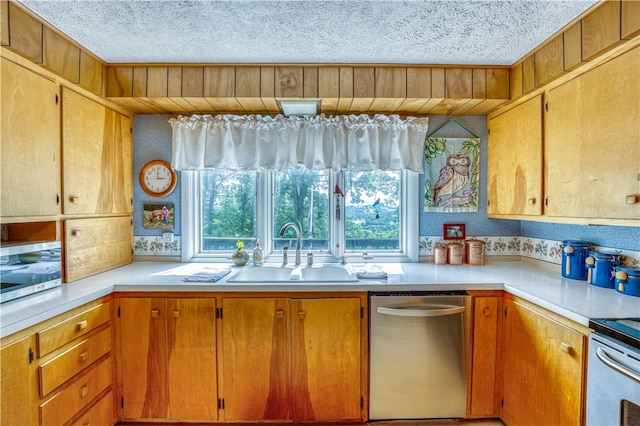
[182,268,232,283]
[354,266,388,279]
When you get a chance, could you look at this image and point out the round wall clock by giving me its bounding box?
[139,160,177,197]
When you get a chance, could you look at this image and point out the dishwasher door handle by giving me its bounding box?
[377,304,465,317]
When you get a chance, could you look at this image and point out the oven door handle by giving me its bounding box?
[596,347,640,384]
[377,305,465,317]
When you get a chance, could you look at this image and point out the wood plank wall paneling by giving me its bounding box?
[563,22,583,71]
[43,26,80,84]
[622,0,640,39]
[79,51,104,95]
[7,2,42,63]
[582,0,622,61]
[534,34,564,87]
[4,0,638,114]
[1,1,9,46]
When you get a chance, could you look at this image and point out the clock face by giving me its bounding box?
[140,160,177,197]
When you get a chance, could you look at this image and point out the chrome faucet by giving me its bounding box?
[279,222,301,266]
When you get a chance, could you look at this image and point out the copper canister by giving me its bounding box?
[447,242,464,265]
[465,238,486,266]
[434,245,447,265]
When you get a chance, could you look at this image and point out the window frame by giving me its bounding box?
[181,169,418,263]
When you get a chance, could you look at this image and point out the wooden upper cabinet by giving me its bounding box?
[62,88,133,215]
[1,57,60,218]
[545,47,640,221]
[487,95,543,217]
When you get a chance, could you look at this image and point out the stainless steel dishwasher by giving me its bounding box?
[369,291,471,420]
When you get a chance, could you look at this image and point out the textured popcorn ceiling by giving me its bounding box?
[19,0,598,65]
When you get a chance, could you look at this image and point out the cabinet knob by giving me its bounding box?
[151,310,159,318]
[626,194,640,204]
[298,311,306,319]
[483,307,492,317]
[276,310,285,319]
[80,385,89,398]
[79,351,89,362]
[77,320,88,331]
[560,342,573,354]
[528,198,536,205]
[70,196,79,203]
[173,310,180,318]
[71,229,81,237]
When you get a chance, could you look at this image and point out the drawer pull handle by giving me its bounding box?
[298,311,305,319]
[80,385,89,398]
[276,310,285,319]
[77,320,88,331]
[173,310,180,318]
[151,310,159,318]
[79,351,89,362]
[560,342,573,354]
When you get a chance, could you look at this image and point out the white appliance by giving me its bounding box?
[587,319,640,426]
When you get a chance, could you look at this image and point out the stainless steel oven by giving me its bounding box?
[0,241,62,303]
[587,318,640,426]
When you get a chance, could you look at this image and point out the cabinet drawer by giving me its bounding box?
[37,302,111,357]
[39,327,111,397]
[40,356,112,426]
[69,390,115,426]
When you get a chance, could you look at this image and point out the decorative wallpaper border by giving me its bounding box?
[134,236,181,256]
[133,234,639,267]
[419,236,640,267]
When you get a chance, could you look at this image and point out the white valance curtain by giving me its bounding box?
[169,114,429,172]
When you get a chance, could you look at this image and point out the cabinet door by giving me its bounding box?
[1,336,37,425]
[118,298,169,420]
[501,299,585,426]
[487,95,543,216]
[469,296,500,417]
[292,298,362,422]
[62,88,133,215]
[221,298,291,421]
[546,47,640,220]
[65,216,132,282]
[1,58,60,217]
[166,298,217,421]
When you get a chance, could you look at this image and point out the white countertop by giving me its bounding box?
[1,260,639,338]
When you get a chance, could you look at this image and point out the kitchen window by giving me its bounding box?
[181,169,418,263]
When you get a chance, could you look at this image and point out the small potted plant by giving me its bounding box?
[231,240,250,266]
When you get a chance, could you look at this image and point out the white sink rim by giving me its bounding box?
[226,264,359,283]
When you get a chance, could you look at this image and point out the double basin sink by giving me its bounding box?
[227,264,359,283]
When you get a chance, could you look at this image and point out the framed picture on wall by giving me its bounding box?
[143,203,174,229]
[443,223,465,240]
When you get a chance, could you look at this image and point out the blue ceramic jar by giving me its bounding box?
[585,250,620,288]
[614,266,640,297]
[561,240,591,280]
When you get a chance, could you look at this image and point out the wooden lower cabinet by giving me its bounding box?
[220,296,366,423]
[468,295,502,418]
[117,297,217,422]
[501,298,586,426]
[0,335,38,425]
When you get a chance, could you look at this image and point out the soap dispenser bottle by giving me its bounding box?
[253,240,263,266]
